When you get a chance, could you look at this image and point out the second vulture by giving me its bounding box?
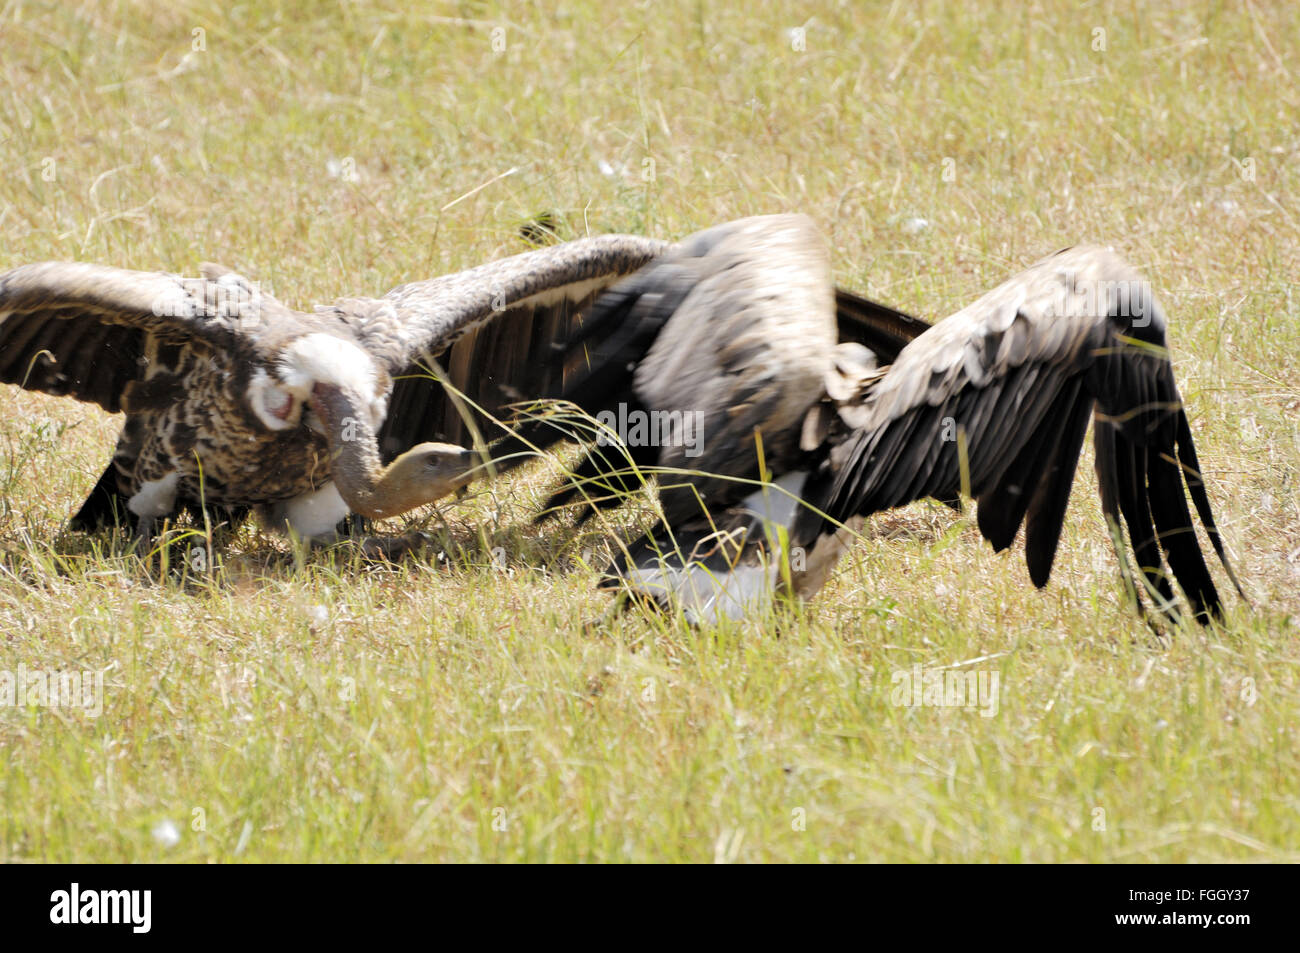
[500,214,1243,626]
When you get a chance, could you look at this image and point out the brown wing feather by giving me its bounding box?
[377,290,600,459]
[339,236,670,462]
[0,262,255,413]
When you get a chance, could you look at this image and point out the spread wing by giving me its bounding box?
[324,235,670,461]
[797,245,1243,624]
[488,215,929,524]
[0,261,263,413]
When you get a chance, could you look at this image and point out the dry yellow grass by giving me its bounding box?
[0,0,1296,861]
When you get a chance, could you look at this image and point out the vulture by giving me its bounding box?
[0,232,915,548]
[499,214,1243,626]
[0,239,662,545]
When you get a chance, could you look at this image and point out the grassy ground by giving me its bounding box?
[0,0,1296,862]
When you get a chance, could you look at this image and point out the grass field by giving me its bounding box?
[1,0,1297,862]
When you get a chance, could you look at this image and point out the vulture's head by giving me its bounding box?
[247,331,391,436]
[261,340,476,520]
[356,442,480,519]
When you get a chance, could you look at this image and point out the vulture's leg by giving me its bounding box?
[180,501,250,540]
[131,515,157,553]
[339,513,373,537]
